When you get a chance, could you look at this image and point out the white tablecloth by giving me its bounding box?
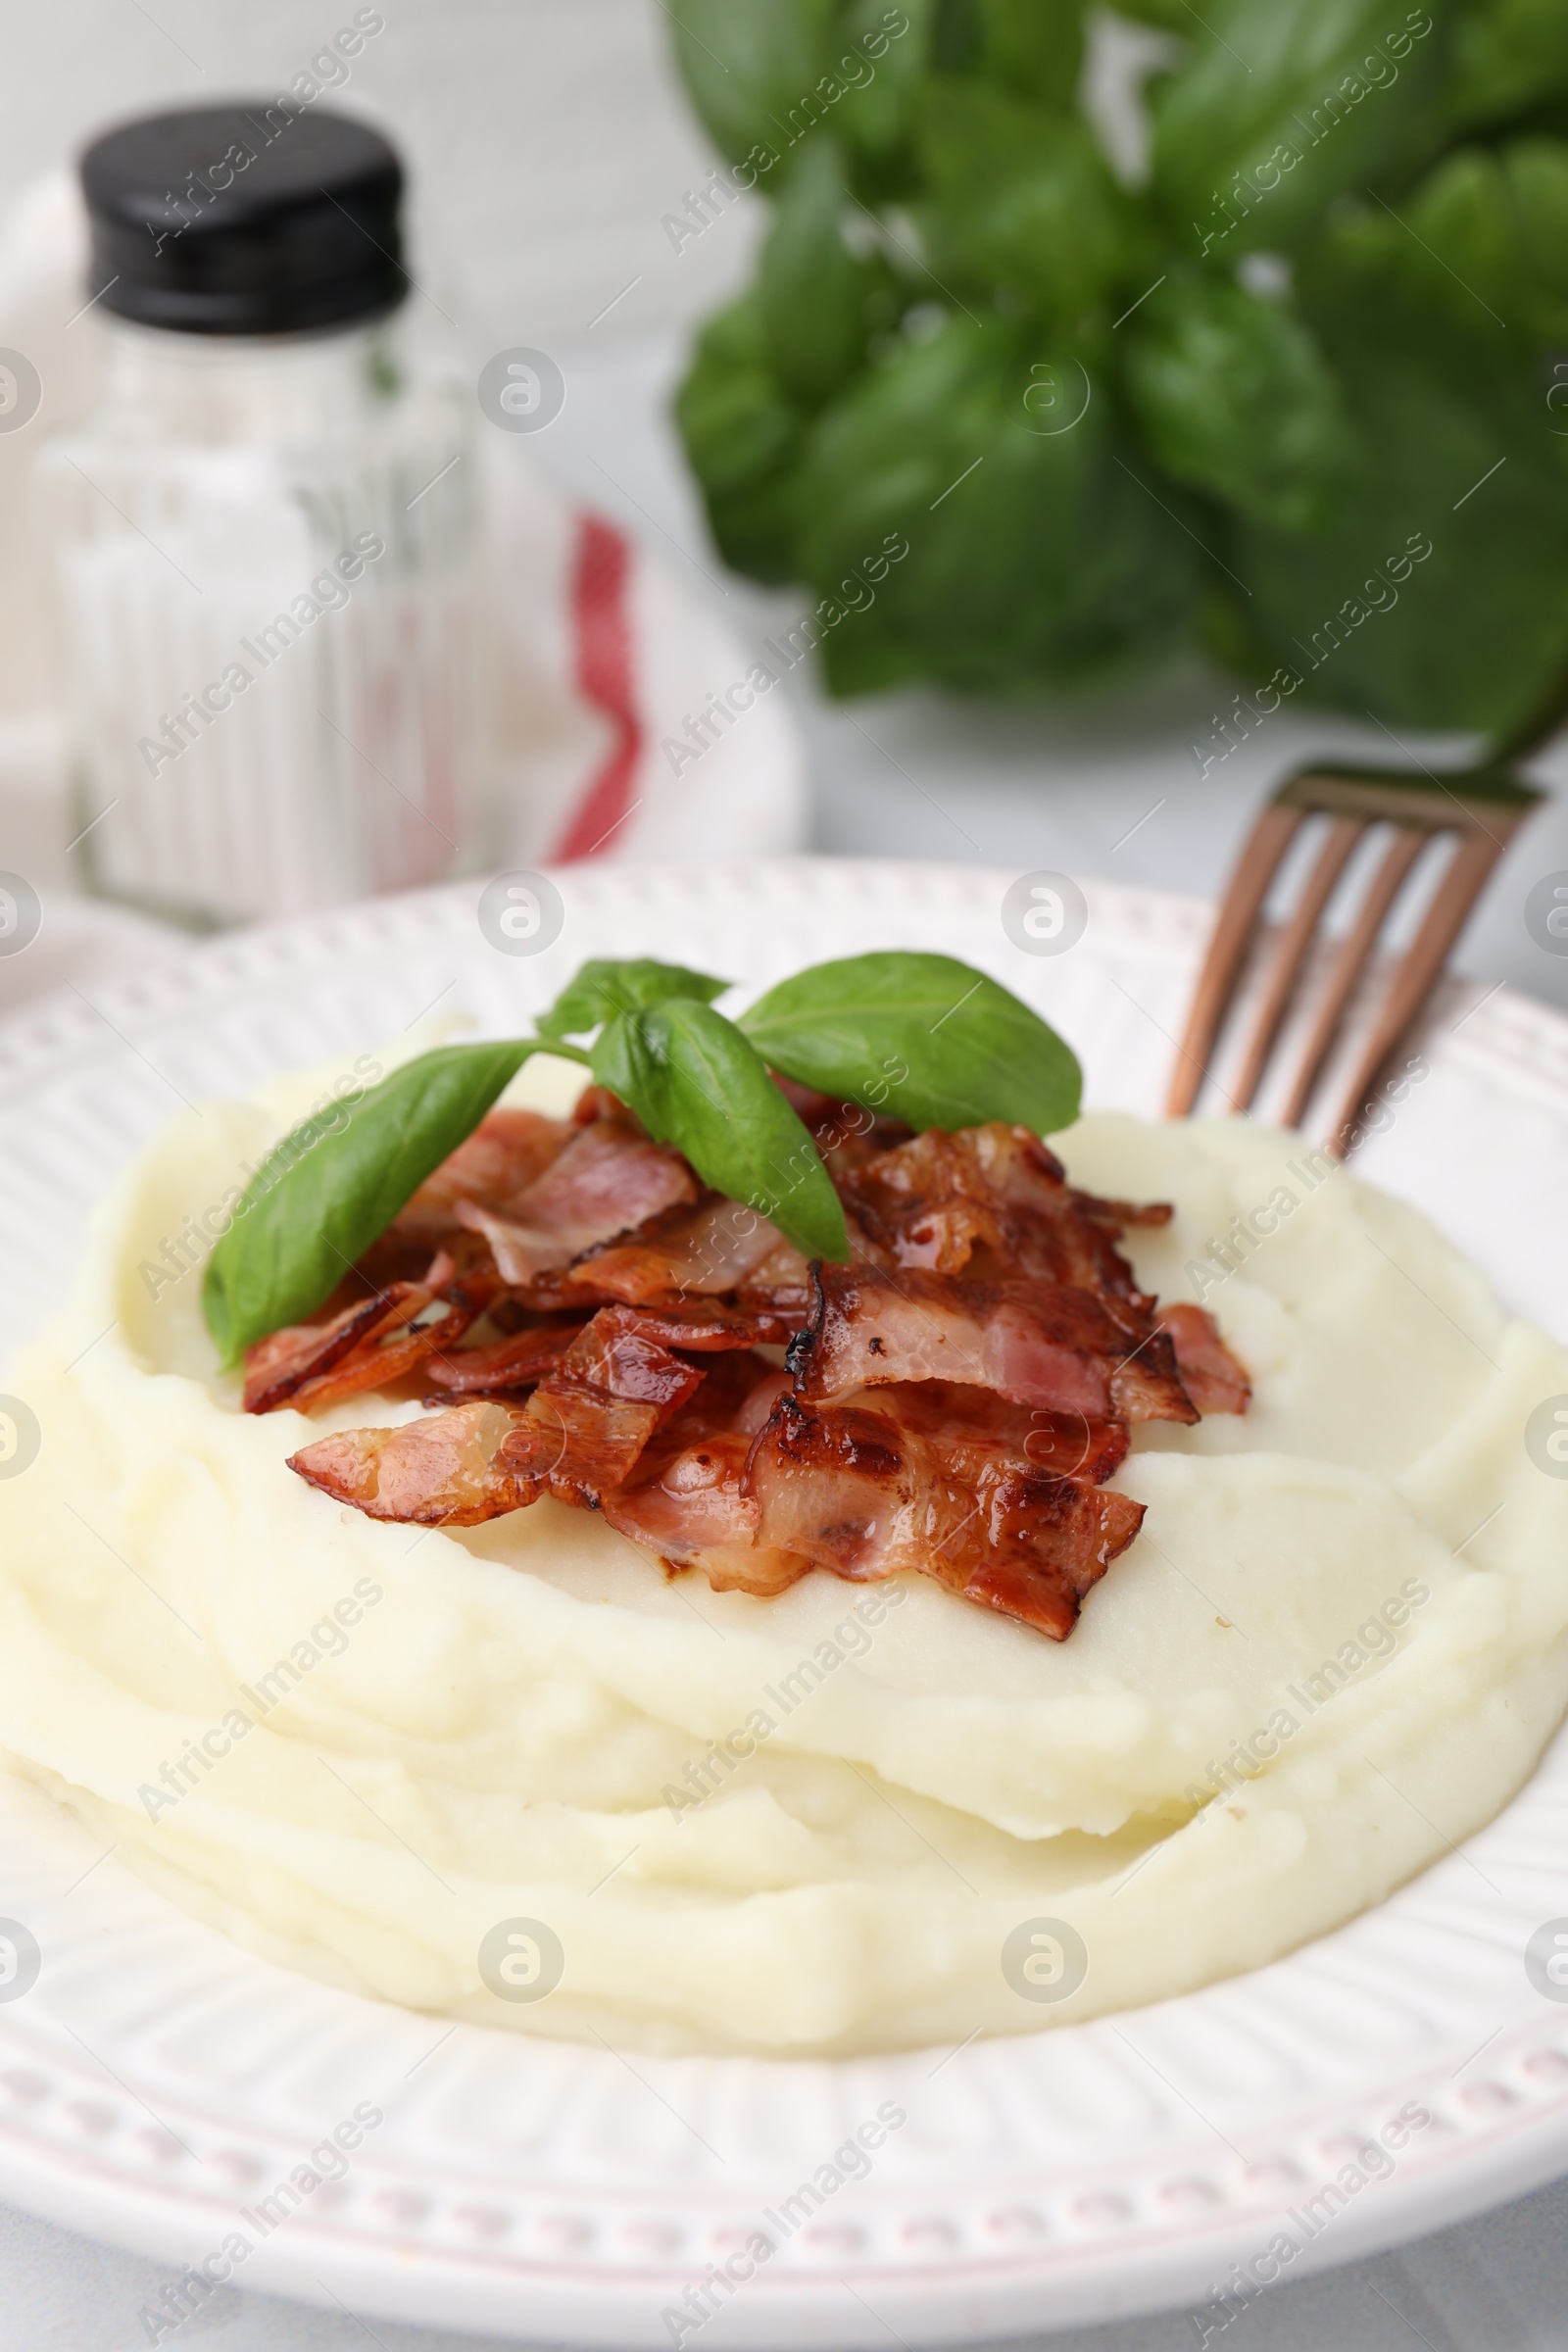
[5,331,1568,2352]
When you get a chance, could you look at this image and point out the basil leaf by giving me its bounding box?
[673,291,809,582]
[790,315,1197,697]
[664,0,839,176]
[759,135,893,409]
[959,0,1090,115]
[1244,142,1568,733]
[1124,271,1355,537]
[739,952,1082,1135]
[1149,0,1451,257]
[202,1042,537,1367]
[1451,0,1568,138]
[537,957,729,1043]
[592,1000,849,1262]
[915,87,1133,330]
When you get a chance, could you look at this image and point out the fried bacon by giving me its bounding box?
[455,1119,699,1284]
[790,1263,1198,1426]
[421,1299,800,1405]
[602,1354,808,1594]
[291,1398,528,1524]
[390,1108,573,1242]
[744,1394,1144,1639]
[421,1321,587,1400]
[833,1121,1167,1301]
[271,1084,1252,1639]
[486,1307,708,1509]
[244,1266,478,1415]
[558,1197,803,1305]
[608,1300,802,1349]
[885,1381,1131,1484]
[1157,1301,1251,1416]
[290,1306,710,1522]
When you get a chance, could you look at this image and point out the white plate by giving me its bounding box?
[1,858,1567,2349]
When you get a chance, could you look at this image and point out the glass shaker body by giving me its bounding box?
[39,310,476,927]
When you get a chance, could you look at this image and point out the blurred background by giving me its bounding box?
[5,0,1568,1023]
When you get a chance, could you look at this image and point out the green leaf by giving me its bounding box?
[673,293,809,583]
[1508,138,1568,324]
[1149,0,1452,257]
[1448,0,1568,138]
[537,958,729,1043]
[1218,355,1568,735]
[792,314,1196,694]
[1098,0,1195,26]
[202,1043,538,1368]
[592,1001,849,1261]
[740,952,1082,1134]
[758,135,898,406]
[1298,139,1568,357]
[664,0,840,172]
[1224,133,1568,733]
[1123,271,1355,534]
[915,84,1134,323]
[929,0,1088,111]
[833,0,938,184]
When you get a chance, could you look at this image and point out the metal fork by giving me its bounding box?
[1165,723,1551,1151]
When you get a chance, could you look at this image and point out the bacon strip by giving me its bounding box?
[1158,1302,1251,1416]
[422,1299,802,1407]
[290,1399,529,1524]
[496,1309,708,1504]
[744,1395,1144,1639]
[602,1300,801,1349]
[562,1197,801,1304]
[244,1274,478,1416]
[791,1263,1198,1425]
[602,1356,808,1593]
[834,1121,1166,1303]
[884,1381,1131,1484]
[390,1108,573,1242]
[456,1120,698,1283]
[422,1322,587,1400]
[246,1290,404,1415]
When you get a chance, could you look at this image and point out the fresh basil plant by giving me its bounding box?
[664,0,1568,740]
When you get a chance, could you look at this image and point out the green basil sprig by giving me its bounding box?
[593,996,847,1261]
[202,1042,540,1367]
[200,951,1079,1363]
[739,951,1082,1136]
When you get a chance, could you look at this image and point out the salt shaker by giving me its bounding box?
[40,103,476,927]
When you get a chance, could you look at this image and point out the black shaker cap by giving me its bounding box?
[80,103,406,335]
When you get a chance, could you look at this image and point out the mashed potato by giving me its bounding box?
[0,1048,1565,2056]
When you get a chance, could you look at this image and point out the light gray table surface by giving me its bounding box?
[5,329,1568,2352]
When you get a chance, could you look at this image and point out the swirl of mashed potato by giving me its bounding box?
[1,1046,1566,2057]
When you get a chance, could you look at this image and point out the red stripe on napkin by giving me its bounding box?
[549,514,643,861]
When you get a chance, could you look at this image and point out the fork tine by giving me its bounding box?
[1171,759,1541,1134]
[1165,803,1302,1116]
[1276,825,1426,1131]
[1229,814,1364,1112]
[1323,829,1508,1152]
